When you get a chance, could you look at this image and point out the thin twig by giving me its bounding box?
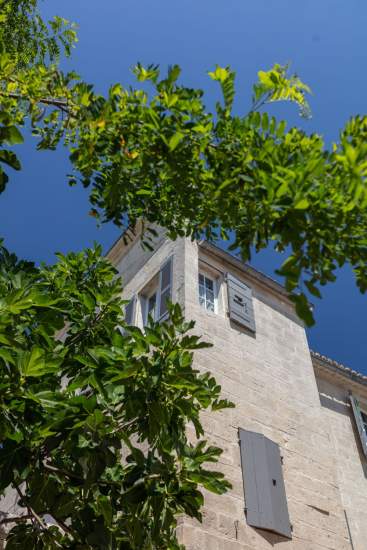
[14,483,46,530]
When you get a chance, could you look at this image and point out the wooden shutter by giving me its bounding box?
[227,273,256,332]
[158,257,172,321]
[239,428,292,539]
[125,296,136,325]
[349,393,367,458]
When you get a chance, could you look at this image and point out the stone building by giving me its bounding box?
[108,226,367,550]
[1,226,367,550]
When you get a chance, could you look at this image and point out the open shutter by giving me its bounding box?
[158,257,172,321]
[239,428,292,539]
[349,393,367,458]
[124,296,136,325]
[227,273,256,332]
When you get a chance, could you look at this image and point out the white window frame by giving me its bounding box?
[142,258,173,325]
[198,272,218,314]
[144,288,159,325]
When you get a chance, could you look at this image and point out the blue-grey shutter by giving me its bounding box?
[227,273,256,332]
[158,257,172,321]
[349,393,367,458]
[239,428,292,539]
[125,296,136,325]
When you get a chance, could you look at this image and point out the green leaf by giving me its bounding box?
[168,132,184,151]
[4,126,24,146]
[305,280,322,299]
[294,198,309,209]
[290,293,315,327]
[0,348,14,365]
[208,66,229,83]
[0,167,9,193]
[0,150,21,170]
[17,348,61,378]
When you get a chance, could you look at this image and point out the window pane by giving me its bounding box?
[146,293,157,322]
[206,301,214,312]
[148,293,156,312]
[159,288,170,319]
[206,289,214,303]
[198,273,216,312]
[205,277,214,291]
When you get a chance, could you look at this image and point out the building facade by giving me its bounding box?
[1,227,367,549]
[109,227,367,550]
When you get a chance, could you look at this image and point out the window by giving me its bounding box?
[349,393,367,458]
[361,410,367,436]
[199,273,216,312]
[142,257,173,325]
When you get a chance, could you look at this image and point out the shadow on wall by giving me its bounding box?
[229,320,257,339]
[319,393,350,416]
[319,392,367,479]
[254,527,291,546]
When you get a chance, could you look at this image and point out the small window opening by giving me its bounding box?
[199,273,216,313]
[140,258,173,326]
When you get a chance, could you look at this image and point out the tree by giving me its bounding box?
[0,3,233,548]
[4,3,367,325]
[0,243,232,548]
[1,0,367,547]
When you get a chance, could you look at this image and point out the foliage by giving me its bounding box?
[0,242,232,548]
[0,0,78,191]
[3,1,367,323]
[61,63,367,325]
[1,0,367,546]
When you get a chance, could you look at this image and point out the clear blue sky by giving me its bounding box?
[1,0,366,372]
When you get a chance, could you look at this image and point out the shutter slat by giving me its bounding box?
[227,273,256,332]
[239,428,292,539]
[349,393,367,458]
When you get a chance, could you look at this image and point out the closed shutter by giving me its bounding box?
[349,393,367,458]
[125,296,136,325]
[239,428,292,539]
[227,273,256,332]
[158,257,172,321]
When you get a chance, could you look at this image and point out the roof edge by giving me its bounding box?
[311,350,367,387]
[199,240,292,301]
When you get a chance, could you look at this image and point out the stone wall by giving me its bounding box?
[3,232,363,549]
[178,238,352,549]
[315,368,367,550]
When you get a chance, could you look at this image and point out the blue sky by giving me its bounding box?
[1,0,366,372]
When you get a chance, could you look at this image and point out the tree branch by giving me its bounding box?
[0,514,33,525]
[0,91,71,114]
[43,461,120,488]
